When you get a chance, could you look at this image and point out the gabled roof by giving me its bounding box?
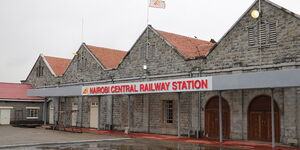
[44,56,71,76]
[156,29,215,59]
[86,45,127,69]
[207,0,300,57]
[0,83,44,100]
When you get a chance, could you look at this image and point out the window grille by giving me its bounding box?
[269,22,277,44]
[26,108,39,119]
[164,100,173,124]
[248,27,256,46]
[248,20,277,47]
[258,21,267,45]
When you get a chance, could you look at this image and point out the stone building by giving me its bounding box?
[26,0,300,147]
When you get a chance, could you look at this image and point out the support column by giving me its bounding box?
[271,88,276,148]
[188,94,192,138]
[97,96,101,130]
[43,99,47,125]
[177,93,181,137]
[128,95,131,128]
[111,96,114,129]
[79,96,83,128]
[56,97,60,126]
[219,91,223,143]
[64,97,67,127]
[197,92,201,138]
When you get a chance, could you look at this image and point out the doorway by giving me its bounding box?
[248,95,280,142]
[205,97,230,139]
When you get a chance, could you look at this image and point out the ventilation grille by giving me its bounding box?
[247,20,277,47]
[269,22,277,43]
[259,21,267,45]
[248,27,255,46]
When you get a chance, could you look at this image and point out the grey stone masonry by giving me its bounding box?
[25,55,58,88]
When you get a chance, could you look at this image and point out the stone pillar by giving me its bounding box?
[142,95,150,133]
[106,96,113,129]
[177,93,181,137]
[43,99,47,125]
[283,88,298,146]
[97,96,101,130]
[79,96,83,128]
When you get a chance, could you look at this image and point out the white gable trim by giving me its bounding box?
[41,54,57,77]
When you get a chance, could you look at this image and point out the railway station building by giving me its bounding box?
[25,0,300,146]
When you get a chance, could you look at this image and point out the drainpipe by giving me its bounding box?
[188,72,192,138]
[197,69,202,139]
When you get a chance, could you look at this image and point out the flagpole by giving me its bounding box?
[145,0,149,73]
[81,17,84,43]
[147,0,150,25]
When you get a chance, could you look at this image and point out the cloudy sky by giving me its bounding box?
[0,0,299,83]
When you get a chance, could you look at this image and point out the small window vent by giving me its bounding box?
[269,22,277,44]
[258,21,267,45]
[248,27,256,46]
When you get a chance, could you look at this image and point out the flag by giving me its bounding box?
[149,0,166,9]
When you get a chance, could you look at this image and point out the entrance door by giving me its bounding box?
[90,102,98,128]
[72,102,78,126]
[248,96,280,142]
[49,101,54,124]
[205,97,230,139]
[0,108,12,125]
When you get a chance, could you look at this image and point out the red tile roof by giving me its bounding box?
[156,30,215,59]
[86,45,127,69]
[44,56,71,76]
[0,83,44,100]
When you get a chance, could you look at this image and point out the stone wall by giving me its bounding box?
[25,56,58,88]
[25,0,300,146]
[0,101,44,122]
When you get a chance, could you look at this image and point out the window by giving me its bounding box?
[269,22,277,44]
[91,102,98,107]
[258,21,267,45]
[248,27,256,46]
[36,63,44,77]
[163,100,174,124]
[247,20,277,47]
[26,107,40,119]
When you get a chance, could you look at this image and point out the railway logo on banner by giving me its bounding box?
[82,77,212,95]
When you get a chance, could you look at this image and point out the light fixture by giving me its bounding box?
[143,65,147,70]
[251,9,260,19]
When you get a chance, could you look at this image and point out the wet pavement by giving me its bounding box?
[4,139,240,150]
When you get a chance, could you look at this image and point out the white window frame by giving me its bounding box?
[26,107,40,119]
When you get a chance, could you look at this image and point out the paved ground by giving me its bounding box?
[0,125,126,147]
[0,125,299,150]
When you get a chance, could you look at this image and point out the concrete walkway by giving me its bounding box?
[57,126,300,150]
[0,125,128,148]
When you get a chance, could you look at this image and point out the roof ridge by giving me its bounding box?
[0,82,27,85]
[86,44,126,53]
[44,55,71,60]
[155,29,212,43]
[264,0,300,19]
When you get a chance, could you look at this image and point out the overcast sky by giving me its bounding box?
[0,0,299,83]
